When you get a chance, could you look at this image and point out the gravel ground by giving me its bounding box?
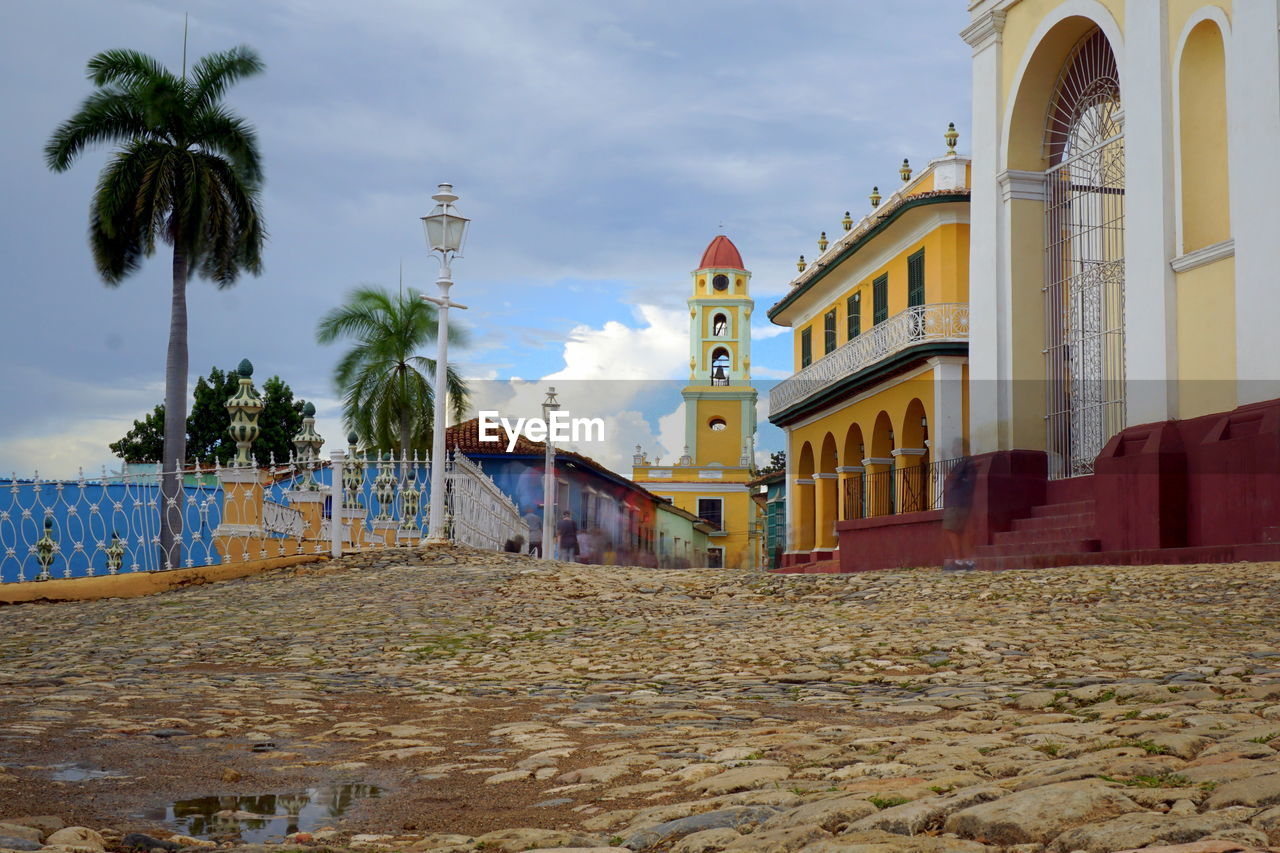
[2,544,1280,852]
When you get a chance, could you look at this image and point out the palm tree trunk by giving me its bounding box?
[160,245,189,570]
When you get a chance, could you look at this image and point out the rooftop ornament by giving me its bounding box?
[900,158,913,183]
[797,255,807,272]
[870,186,881,208]
[945,122,959,155]
[842,211,853,232]
[817,231,828,252]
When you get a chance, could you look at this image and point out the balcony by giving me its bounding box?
[769,303,969,418]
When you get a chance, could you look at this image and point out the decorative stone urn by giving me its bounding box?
[225,359,264,467]
[292,402,324,491]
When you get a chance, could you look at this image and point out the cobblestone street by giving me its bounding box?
[2,546,1280,852]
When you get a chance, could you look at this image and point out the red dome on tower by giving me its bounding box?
[698,235,745,271]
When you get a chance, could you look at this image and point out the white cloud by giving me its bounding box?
[752,324,790,340]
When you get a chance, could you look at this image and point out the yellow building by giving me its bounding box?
[766,140,972,566]
[964,0,1280,473]
[632,236,760,569]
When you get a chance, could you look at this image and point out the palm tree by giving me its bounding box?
[317,285,470,456]
[46,45,267,568]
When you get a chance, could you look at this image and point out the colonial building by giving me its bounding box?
[766,140,972,569]
[951,0,1280,569]
[632,236,761,569]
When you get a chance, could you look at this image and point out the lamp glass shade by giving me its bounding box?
[422,208,470,254]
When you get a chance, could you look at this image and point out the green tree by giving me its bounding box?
[109,366,307,467]
[757,450,786,475]
[110,405,166,463]
[47,44,267,567]
[316,285,469,456]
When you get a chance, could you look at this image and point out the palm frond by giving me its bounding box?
[44,89,149,171]
[189,46,264,112]
[86,48,175,90]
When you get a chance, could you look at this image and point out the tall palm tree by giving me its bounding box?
[317,286,470,456]
[46,45,267,568]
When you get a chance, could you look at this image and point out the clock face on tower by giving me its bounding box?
[712,274,729,292]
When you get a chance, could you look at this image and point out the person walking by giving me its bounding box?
[523,507,543,557]
[941,440,977,571]
[557,511,579,563]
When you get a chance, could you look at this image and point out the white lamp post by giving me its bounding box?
[421,183,470,543]
[541,386,560,558]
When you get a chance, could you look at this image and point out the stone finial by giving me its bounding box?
[870,186,881,208]
[842,211,853,232]
[225,362,264,467]
[900,158,912,183]
[797,255,807,272]
[292,401,324,490]
[817,232,828,252]
[633,444,647,466]
[347,431,359,447]
[678,445,693,466]
[945,121,959,155]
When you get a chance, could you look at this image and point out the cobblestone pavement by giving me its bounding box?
[2,544,1280,853]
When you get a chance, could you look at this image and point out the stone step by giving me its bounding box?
[992,525,1097,547]
[975,538,1102,558]
[1029,500,1096,519]
[1011,512,1096,533]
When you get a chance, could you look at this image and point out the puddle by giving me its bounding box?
[162,783,382,843]
[50,764,127,781]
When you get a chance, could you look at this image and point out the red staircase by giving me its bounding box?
[974,499,1101,570]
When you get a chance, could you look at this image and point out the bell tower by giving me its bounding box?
[683,235,757,467]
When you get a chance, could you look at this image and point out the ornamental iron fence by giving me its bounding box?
[0,449,527,584]
[840,456,965,520]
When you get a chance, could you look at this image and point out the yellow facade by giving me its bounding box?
[633,236,760,569]
[978,0,1245,457]
[767,147,972,558]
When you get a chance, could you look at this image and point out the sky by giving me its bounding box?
[0,0,971,478]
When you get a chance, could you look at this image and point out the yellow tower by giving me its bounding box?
[632,235,760,569]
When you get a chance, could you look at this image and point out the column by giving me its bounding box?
[862,457,895,516]
[1124,0,1180,423]
[892,449,929,513]
[1231,1,1280,405]
[961,8,1006,452]
[813,472,838,550]
[930,357,966,459]
[792,478,814,553]
[836,465,864,520]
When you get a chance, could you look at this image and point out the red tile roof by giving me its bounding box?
[698,234,746,271]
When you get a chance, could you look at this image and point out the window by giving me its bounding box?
[800,328,812,367]
[873,274,888,325]
[708,417,727,431]
[710,348,731,385]
[712,274,729,292]
[706,547,724,568]
[712,313,728,336]
[823,309,837,355]
[907,249,925,308]
[698,498,724,530]
[847,292,861,339]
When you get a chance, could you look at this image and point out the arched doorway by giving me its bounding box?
[794,442,815,552]
[842,423,866,520]
[1044,27,1126,477]
[816,433,838,549]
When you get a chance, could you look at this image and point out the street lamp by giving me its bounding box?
[541,386,560,558]
[421,183,471,543]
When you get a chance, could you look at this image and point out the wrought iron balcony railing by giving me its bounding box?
[769,303,969,417]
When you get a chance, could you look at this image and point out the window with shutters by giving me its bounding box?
[823,309,837,355]
[847,292,861,340]
[907,249,925,307]
[872,274,888,325]
[800,328,812,367]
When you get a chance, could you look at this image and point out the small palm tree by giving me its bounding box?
[317,286,470,456]
[46,45,267,568]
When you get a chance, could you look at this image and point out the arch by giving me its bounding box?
[710,347,731,386]
[793,441,815,552]
[711,312,730,337]
[899,399,929,513]
[900,398,928,451]
[1002,3,1125,172]
[868,411,896,516]
[816,433,839,549]
[1175,13,1231,253]
[842,422,866,521]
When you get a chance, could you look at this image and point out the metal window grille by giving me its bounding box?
[1043,27,1126,478]
[847,292,861,340]
[823,309,837,355]
[800,328,812,367]
[697,498,723,530]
